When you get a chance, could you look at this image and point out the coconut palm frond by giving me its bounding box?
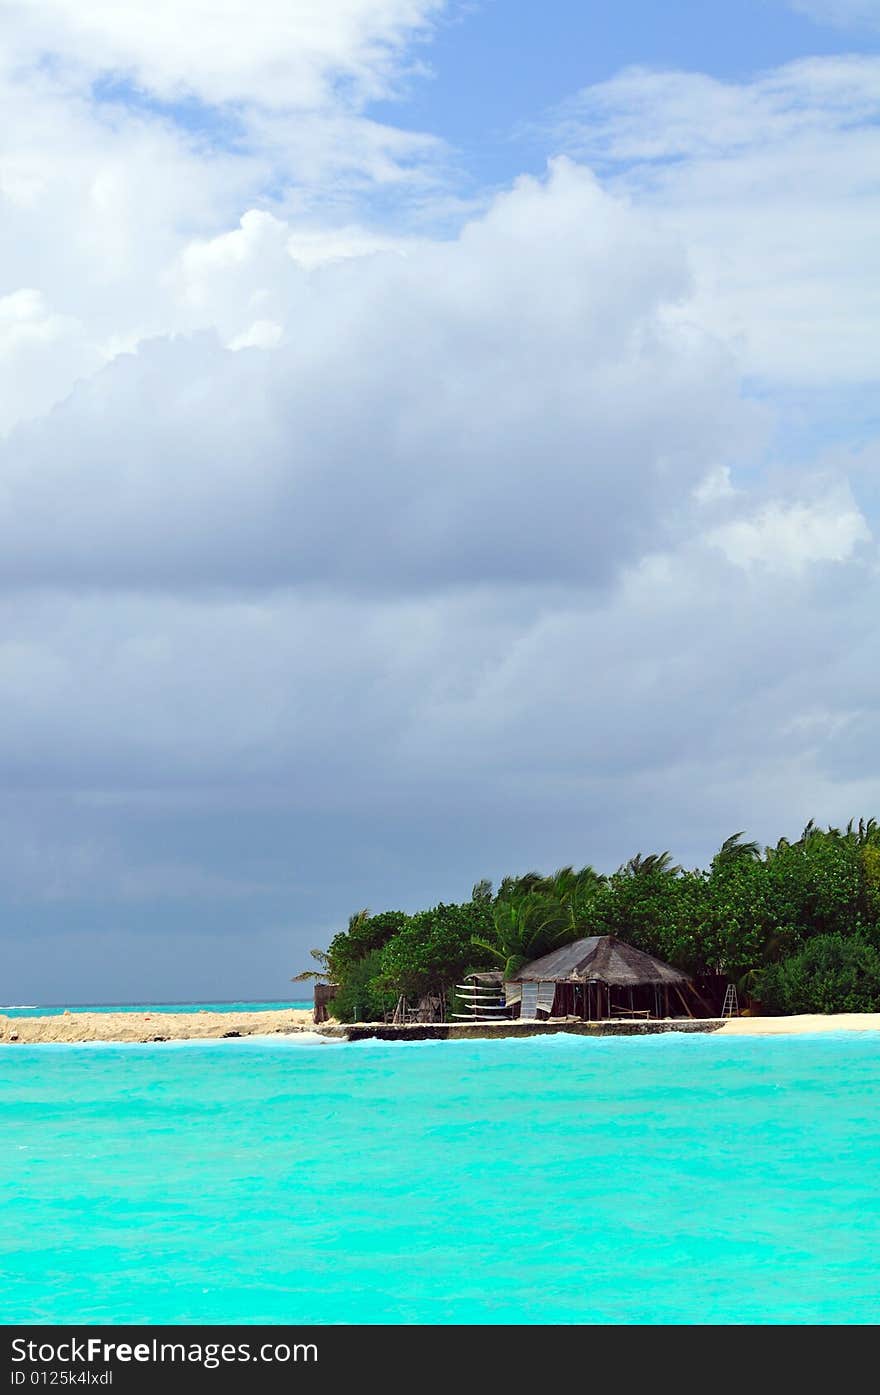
[291,948,331,983]
[714,832,762,866]
[623,850,681,877]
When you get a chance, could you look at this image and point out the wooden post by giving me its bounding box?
[673,984,694,1019]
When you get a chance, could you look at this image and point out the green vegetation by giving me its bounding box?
[758,935,880,1015]
[317,819,880,1020]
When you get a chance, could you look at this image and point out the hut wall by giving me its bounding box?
[313,982,338,1024]
[521,983,539,1019]
[536,983,555,1016]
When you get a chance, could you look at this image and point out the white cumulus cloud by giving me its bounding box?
[709,490,871,573]
[0,159,754,593]
[3,0,444,108]
[551,57,880,385]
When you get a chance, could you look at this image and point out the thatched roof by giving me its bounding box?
[511,936,688,987]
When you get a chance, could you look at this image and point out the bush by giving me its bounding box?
[756,934,880,1015]
[329,949,397,1023]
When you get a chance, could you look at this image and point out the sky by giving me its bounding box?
[1,0,879,1002]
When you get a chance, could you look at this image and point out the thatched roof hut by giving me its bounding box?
[508,935,690,1020]
[514,936,687,987]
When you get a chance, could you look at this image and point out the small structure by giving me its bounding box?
[508,935,691,1021]
[453,971,508,1023]
[313,982,338,1025]
[391,991,446,1025]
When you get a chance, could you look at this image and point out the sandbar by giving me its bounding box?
[0,1007,314,1044]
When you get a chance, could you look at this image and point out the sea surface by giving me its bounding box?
[2,1032,879,1324]
[0,1000,310,1017]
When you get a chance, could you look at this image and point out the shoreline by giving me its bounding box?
[4,1008,880,1044]
[324,1013,880,1042]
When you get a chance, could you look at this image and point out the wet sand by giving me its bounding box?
[0,1007,314,1044]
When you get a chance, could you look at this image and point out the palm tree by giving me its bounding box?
[623,851,682,877]
[472,892,578,981]
[845,817,879,847]
[542,864,604,900]
[764,836,790,862]
[496,871,544,902]
[291,949,331,984]
[713,832,762,868]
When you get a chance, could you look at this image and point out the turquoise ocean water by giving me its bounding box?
[2,1032,879,1324]
[0,1001,310,1017]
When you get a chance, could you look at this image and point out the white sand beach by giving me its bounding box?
[0,1007,314,1044]
[718,1013,880,1036]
